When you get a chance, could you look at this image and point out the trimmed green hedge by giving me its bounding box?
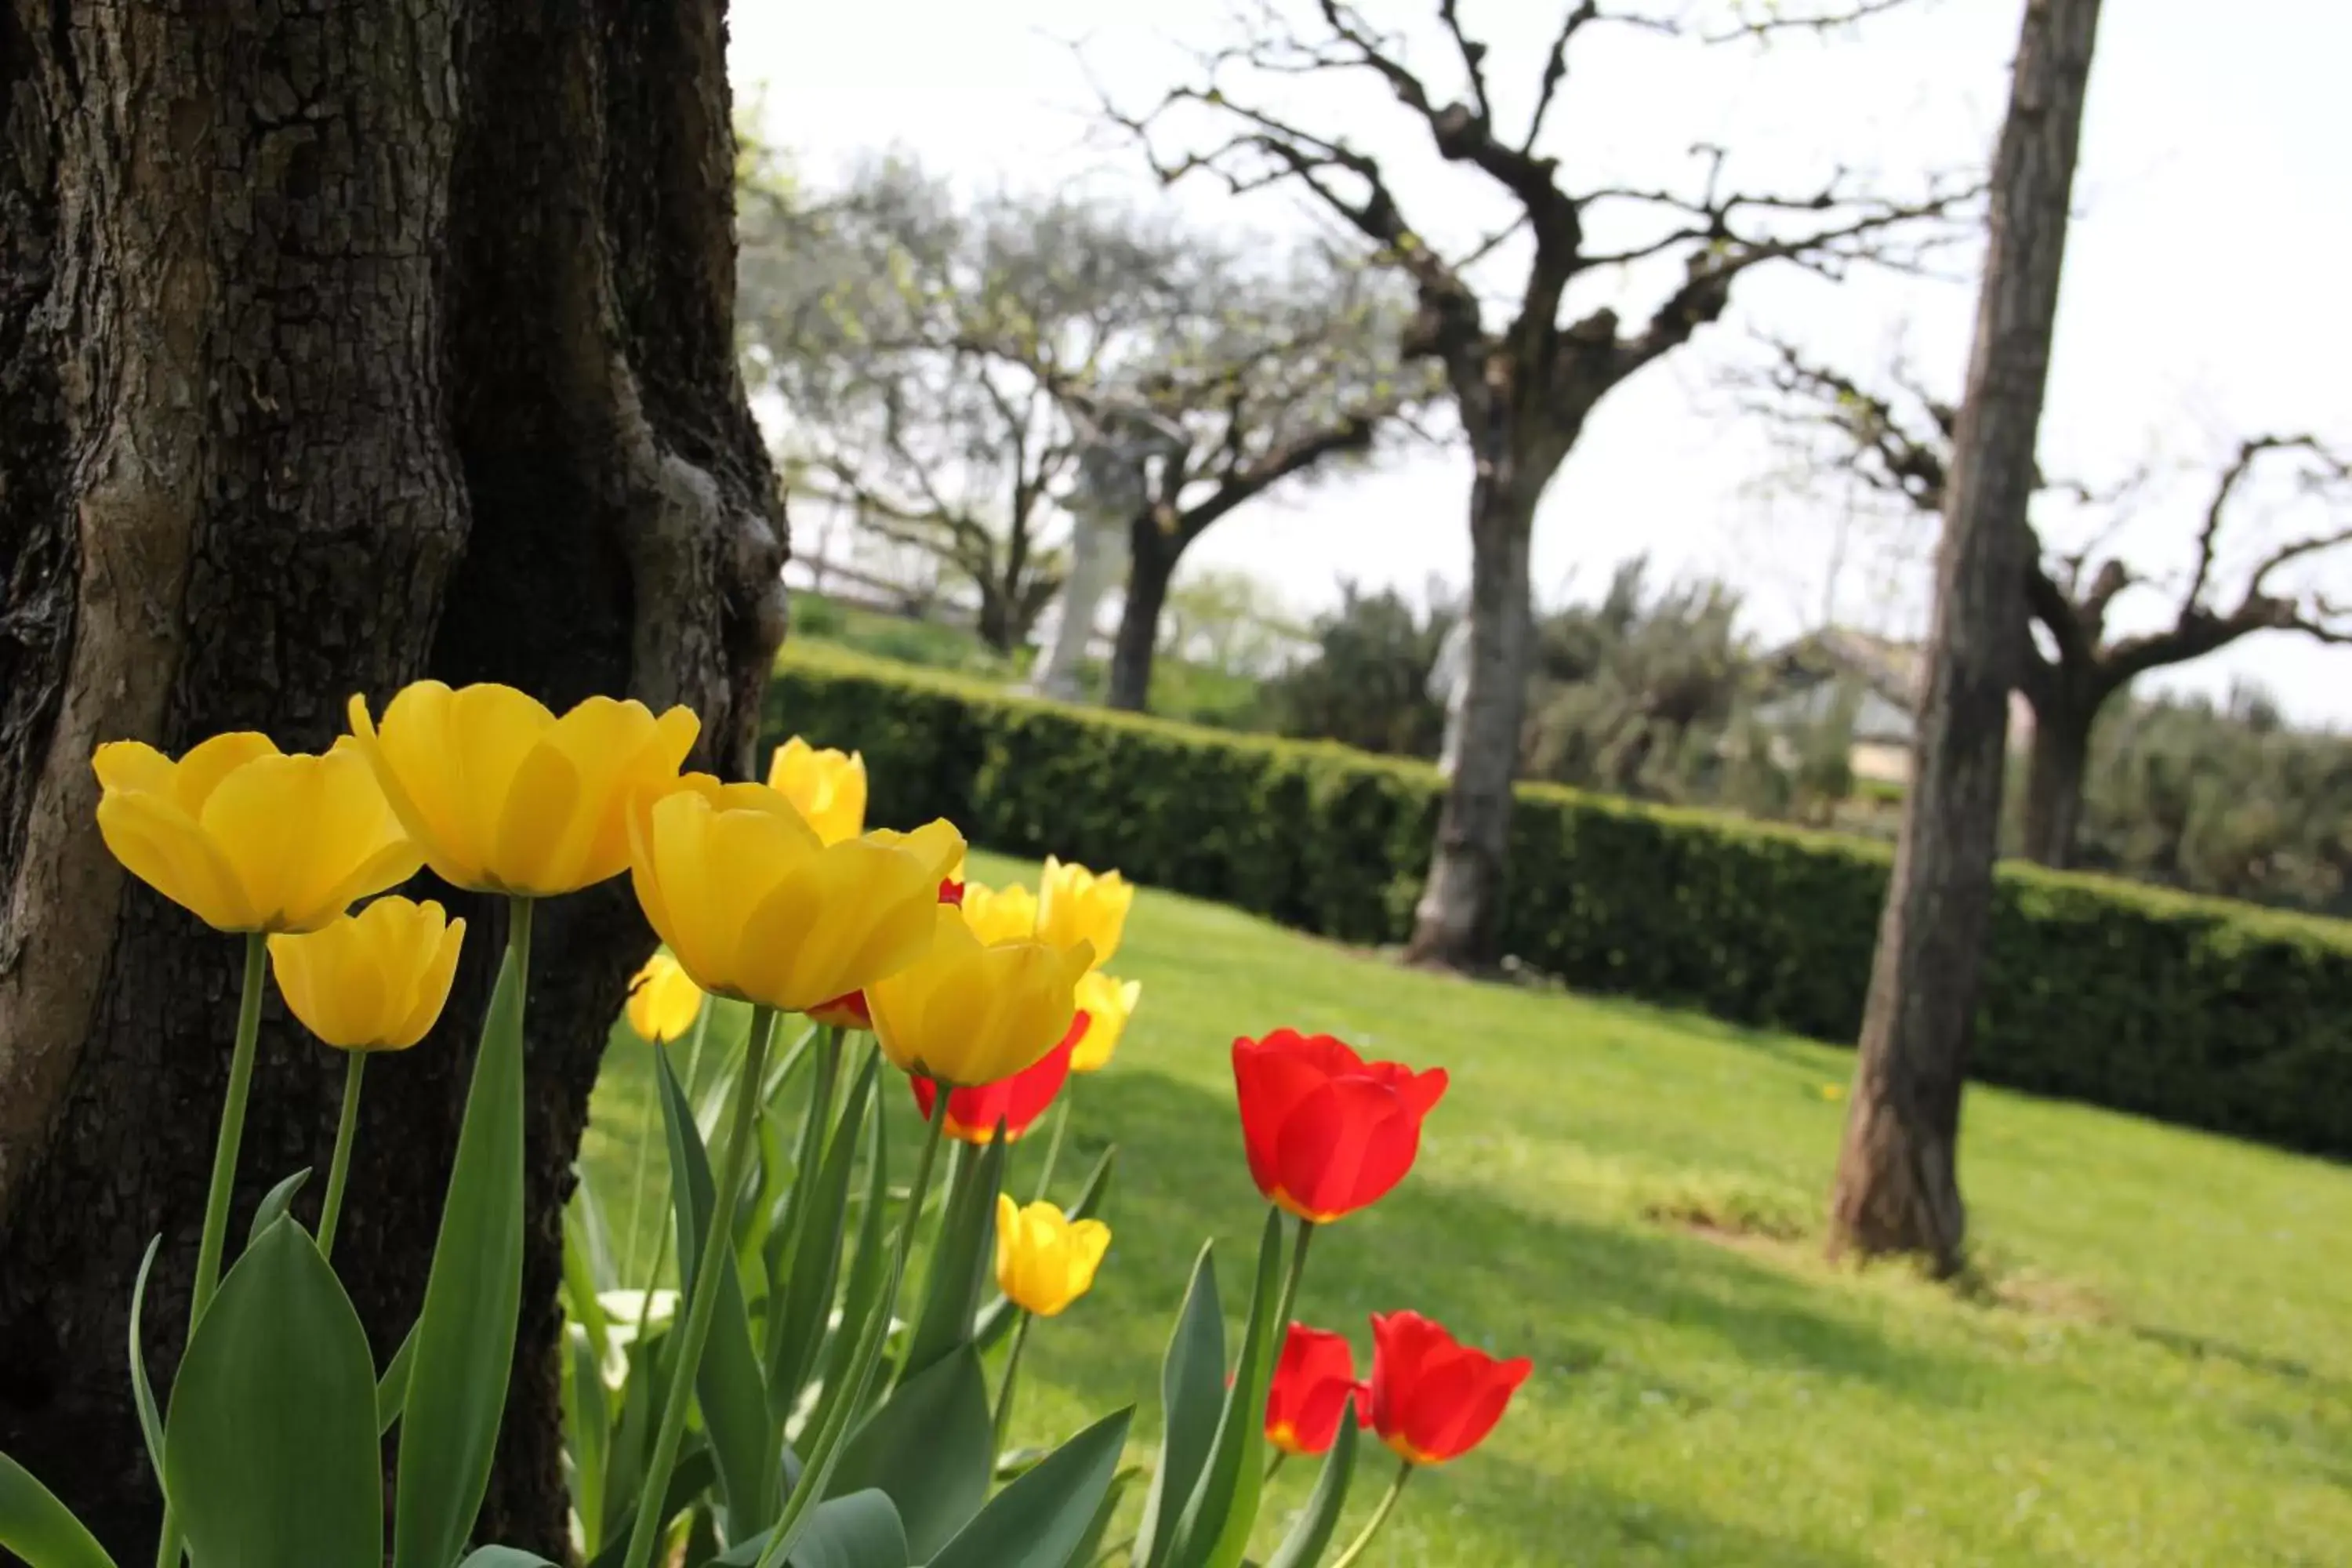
[766,644,2352,1161]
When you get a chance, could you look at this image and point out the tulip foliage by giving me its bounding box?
[0,698,1525,1568]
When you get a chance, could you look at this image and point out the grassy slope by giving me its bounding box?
[582,851,2352,1566]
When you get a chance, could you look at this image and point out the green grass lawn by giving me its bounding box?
[581,851,2352,1566]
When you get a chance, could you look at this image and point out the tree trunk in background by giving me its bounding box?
[1405,471,1539,967]
[1830,0,2103,1275]
[0,2,786,1556]
[2020,685,2099,869]
[1107,524,1179,713]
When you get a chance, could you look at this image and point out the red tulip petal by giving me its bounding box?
[930,1027,1078,1143]
[1233,1036,1338,1203]
[1275,1080,1423,1221]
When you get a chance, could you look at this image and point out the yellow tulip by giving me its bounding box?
[626,952,704,1043]
[93,734,421,934]
[766,737,868,845]
[1069,971,1143,1073]
[268,897,465,1051]
[1036,856,1133,970]
[347,681,699,896]
[994,1194,1110,1317]
[867,906,1092,1087]
[960,880,1038,946]
[628,775,964,1012]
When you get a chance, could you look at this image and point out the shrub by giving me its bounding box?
[766,644,2352,1161]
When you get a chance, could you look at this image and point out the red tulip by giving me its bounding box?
[1366,1311,1530,1465]
[1265,1323,1360,1457]
[1232,1030,1447,1222]
[808,877,966,1029]
[912,1010,1086,1144]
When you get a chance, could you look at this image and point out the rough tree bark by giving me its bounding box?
[1113,2,1966,967]
[1106,524,1178,713]
[0,1,786,1556]
[2019,681,2096,869]
[1830,0,2103,1272]
[1102,415,1377,714]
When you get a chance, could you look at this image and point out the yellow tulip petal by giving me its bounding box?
[388,914,466,1050]
[354,684,483,887]
[169,732,282,812]
[198,753,324,929]
[444,683,554,870]
[97,793,255,931]
[281,750,419,926]
[735,838,920,1011]
[305,837,429,935]
[92,739,176,794]
[647,790,731,992]
[493,738,583,895]
[583,705,701,881]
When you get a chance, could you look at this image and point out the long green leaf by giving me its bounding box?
[659,1043,780,1532]
[709,1488,909,1568]
[901,1134,1007,1387]
[376,1320,418,1436]
[392,949,527,1568]
[601,1323,673,1544]
[126,1236,165,1486]
[565,1203,614,1375]
[1132,1243,1225,1568]
[565,1325,612,1555]
[457,1552,560,1568]
[806,1098,890,1443]
[164,1218,380,1568]
[247,1167,311,1247]
[927,1406,1134,1568]
[0,1453,117,1568]
[975,1144,1116,1352]
[1264,1396,1358,1568]
[768,1051,878,1421]
[1167,1210,1287,1568]
[826,1342,993,1560]
[586,1445,716,1568]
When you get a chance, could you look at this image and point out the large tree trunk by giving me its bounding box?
[1830,0,2102,1274]
[0,2,786,1556]
[1405,466,1540,967]
[2020,684,2100,869]
[1107,525,1178,713]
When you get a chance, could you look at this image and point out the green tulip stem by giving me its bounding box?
[507,894,535,983]
[1327,1457,1414,1568]
[1032,1092,1073,1200]
[1264,1448,1289,1483]
[751,1083,953,1568]
[626,1001,708,1352]
[800,1025,845,1166]
[679,993,713,1102]
[992,1307,1035,1459]
[1274,1214,1316,1337]
[191,931,270,1323]
[619,1081,657,1283]
[316,1051,368,1261]
[620,998,705,1283]
[162,931,270,1568]
[618,1003,779,1568]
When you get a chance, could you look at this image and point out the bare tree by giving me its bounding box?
[1108,0,1971,966]
[1747,343,2352,866]
[742,161,1422,681]
[1095,243,1433,710]
[741,162,1176,651]
[0,0,783,1552]
[1831,0,2104,1274]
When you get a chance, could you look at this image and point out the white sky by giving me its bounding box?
[728,0,2352,724]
